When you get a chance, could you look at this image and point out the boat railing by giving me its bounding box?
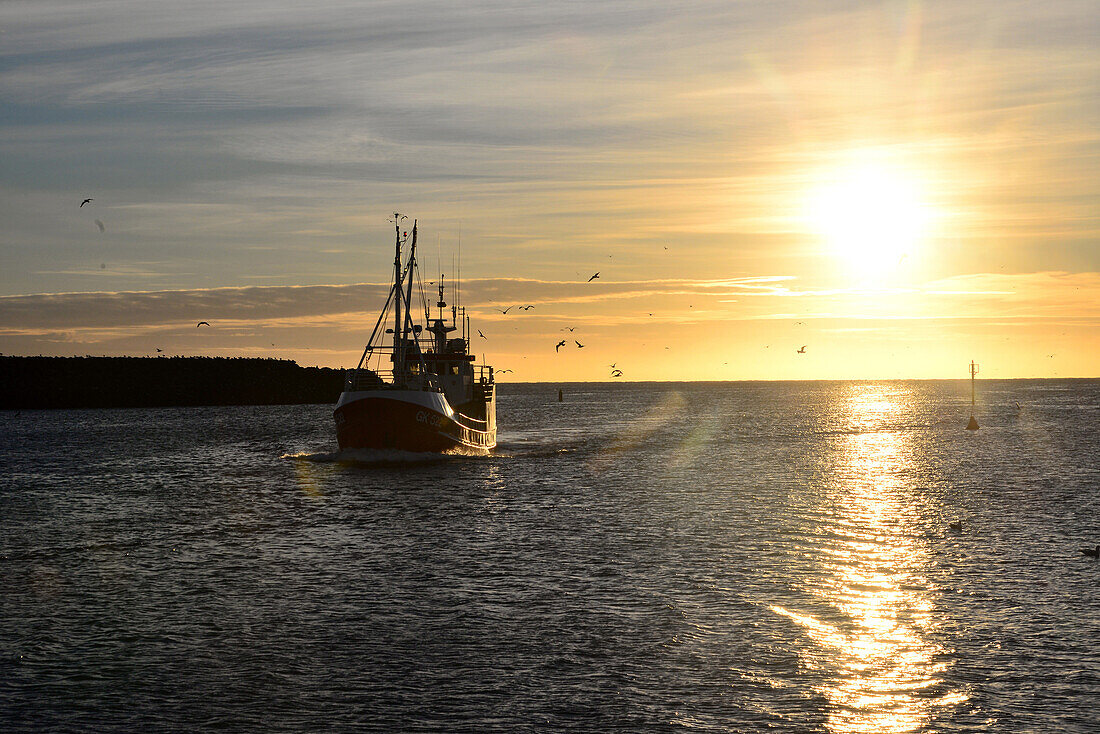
[474,364,494,383]
[452,411,488,430]
[344,369,390,391]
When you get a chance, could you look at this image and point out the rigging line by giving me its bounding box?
[416,262,430,325]
[457,221,462,343]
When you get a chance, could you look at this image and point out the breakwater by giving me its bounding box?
[0,356,344,409]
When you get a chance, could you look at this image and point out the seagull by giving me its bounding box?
[575,340,585,348]
[94,219,105,233]
[196,321,210,327]
[609,363,616,369]
[611,369,623,377]
[797,345,807,353]
[520,305,534,310]
[478,330,486,339]
[587,272,600,282]
[555,340,567,352]
[156,348,163,353]
[80,198,93,207]
[1082,545,1100,558]
[498,369,513,374]
[495,305,514,314]
[563,327,576,332]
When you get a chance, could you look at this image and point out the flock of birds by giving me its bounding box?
[481,271,631,377]
[77,201,813,369]
[482,268,811,380]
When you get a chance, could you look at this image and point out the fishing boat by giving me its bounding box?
[333,214,496,453]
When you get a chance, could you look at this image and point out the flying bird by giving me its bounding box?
[495,305,514,314]
[520,305,534,311]
[94,219,105,232]
[575,340,585,348]
[611,369,623,377]
[562,327,576,332]
[609,363,616,369]
[156,348,163,353]
[797,345,807,353]
[196,321,210,327]
[555,340,567,352]
[80,198,93,207]
[498,369,513,374]
[587,272,600,282]
[478,330,486,339]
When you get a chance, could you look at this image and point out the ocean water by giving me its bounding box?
[1,380,1098,733]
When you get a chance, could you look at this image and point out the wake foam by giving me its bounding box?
[282,447,485,464]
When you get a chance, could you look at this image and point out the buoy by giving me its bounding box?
[966,360,980,430]
[558,388,563,402]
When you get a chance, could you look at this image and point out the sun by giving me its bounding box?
[806,161,932,277]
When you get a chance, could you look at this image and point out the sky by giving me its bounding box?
[1,0,1097,380]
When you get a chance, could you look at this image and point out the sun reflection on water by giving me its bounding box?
[774,384,965,733]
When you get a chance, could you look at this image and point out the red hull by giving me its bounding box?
[334,396,494,452]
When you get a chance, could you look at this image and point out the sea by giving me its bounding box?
[1,380,1098,733]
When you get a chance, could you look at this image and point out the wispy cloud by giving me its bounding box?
[3,271,1097,335]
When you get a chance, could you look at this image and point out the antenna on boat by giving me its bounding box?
[966,360,980,430]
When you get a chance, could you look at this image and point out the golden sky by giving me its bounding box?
[1,1,1097,379]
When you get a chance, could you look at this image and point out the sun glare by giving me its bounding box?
[807,162,932,277]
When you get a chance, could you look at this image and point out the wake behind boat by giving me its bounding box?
[334,214,496,453]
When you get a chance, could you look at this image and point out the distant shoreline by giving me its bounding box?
[0,356,345,410]
[0,357,1092,411]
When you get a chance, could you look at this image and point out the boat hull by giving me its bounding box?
[333,390,495,453]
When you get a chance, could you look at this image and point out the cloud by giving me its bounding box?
[0,0,1096,303]
[3,272,1097,338]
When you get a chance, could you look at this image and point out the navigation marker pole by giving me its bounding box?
[966,360,980,430]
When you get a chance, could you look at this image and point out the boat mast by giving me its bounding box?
[391,214,404,367]
[402,221,418,359]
